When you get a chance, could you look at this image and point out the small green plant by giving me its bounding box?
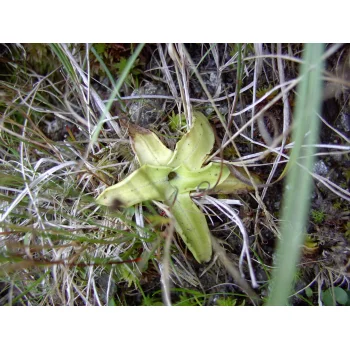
[216,297,245,306]
[169,112,187,131]
[332,200,342,210]
[302,234,319,257]
[345,222,350,239]
[223,145,239,160]
[344,169,350,184]
[311,210,326,224]
[255,84,279,100]
[322,287,350,306]
[97,112,259,263]
[94,43,107,55]
[305,287,313,298]
[174,290,205,306]
[115,56,142,88]
[141,295,164,306]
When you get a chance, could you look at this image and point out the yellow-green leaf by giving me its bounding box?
[169,193,212,263]
[167,112,214,170]
[96,165,172,207]
[129,123,173,166]
[214,171,261,194]
[169,163,230,194]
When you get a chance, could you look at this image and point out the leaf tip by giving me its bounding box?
[96,191,125,209]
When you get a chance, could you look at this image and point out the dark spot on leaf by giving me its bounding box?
[110,199,124,210]
[168,171,177,181]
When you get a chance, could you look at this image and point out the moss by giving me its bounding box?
[169,112,186,132]
[311,209,326,224]
[345,222,350,239]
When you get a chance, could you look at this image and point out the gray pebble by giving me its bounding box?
[313,160,329,176]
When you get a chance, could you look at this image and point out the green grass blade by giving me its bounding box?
[267,43,324,306]
[91,43,145,144]
[49,44,79,83]
[90,45,117,88]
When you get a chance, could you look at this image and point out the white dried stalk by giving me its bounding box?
[201,195,258,288]
[251,43,264,149]
[152,201,175,306]
[261,43,291,200]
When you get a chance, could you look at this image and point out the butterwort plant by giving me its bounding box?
[97,112,257,263]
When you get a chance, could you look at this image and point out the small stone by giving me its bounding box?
[128,82,167,126]
[313,160,328,176]
[209,72,218,84]
[205,105,214,116]
[340,113,350,132]
[204,104,228,117]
